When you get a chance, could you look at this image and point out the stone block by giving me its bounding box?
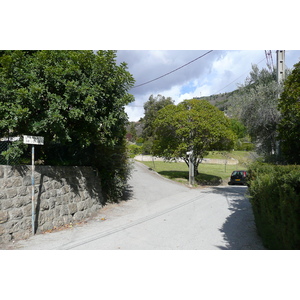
[2,199,14,210]
[7,189,17,199]
[62,195,71,204]
[22,204,32,217]
[0,234,12,244]
[48,199,55,209]
[14,198,25,208]
[13,178,22,187]
[53,181,63,189]
[41,191,51,200]
[0,166,4,178]
[60,205,69,216]
[49,189,57,198]
[73,211,84,221]
[40,200,49,211]
[54,196,63,206]
[9,208,24,220]
[6,220,20,233]
[87,198,94,208]
[53,217,64,228]
[0,211,8,224]
[68,203,77,215]
[37,214,46,226]
[73,194,81,203]
[19,186,29,197]
[0,225,6,236]
[39,221,53,232]
[54,207,61,218]
[63,185,70,194]
[3,179,13,189]
[44,210,55,222]
[12,230,31,241]
[63,215,73,224]
[6,167,15,178]
[77,201,88,212]
[18,218,32,231]
[23,175,32,186]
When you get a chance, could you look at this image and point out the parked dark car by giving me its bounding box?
[228,170,248,185]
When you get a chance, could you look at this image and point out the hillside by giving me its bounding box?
[195,88,239,111]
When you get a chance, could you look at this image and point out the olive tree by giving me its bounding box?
[227,65,283,155]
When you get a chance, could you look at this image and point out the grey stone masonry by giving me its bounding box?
[0,165,104,245]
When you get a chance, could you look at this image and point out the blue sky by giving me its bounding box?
[117,50,300,121]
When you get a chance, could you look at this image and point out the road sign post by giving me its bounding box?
[23,135,44,235]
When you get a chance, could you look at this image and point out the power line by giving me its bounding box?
[131,50,214,89]
[213,56,267,94]
[127,52,268,109]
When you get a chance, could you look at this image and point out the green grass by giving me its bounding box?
[204,150,254,162]
[140,160,247,186]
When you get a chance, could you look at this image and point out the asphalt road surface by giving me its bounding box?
[8,161,265,250]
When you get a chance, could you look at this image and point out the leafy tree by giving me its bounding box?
[230,119,247,139]
[227,65,282,155]
[0,50,135,201]
[152,99,236,176]
[278,61,300,164]
[142,94,174,139]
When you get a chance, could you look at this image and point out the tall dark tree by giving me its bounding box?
[278,61,300,164]
[0,50,135,201]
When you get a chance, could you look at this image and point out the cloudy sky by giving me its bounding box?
[117,50,300,121]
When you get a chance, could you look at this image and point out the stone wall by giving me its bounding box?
[0,165,104,245]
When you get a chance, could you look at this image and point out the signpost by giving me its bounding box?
[23,135,44,235]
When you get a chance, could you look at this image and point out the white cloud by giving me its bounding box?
[118,50,300,121]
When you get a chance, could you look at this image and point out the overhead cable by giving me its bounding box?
[131,50,214,89]
[213,56,267,94]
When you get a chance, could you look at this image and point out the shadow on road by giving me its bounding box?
[119,184,134,202]
[158,170,222,186]
[204,186,265,250]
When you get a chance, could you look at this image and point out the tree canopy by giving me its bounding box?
[0,50,135,201]
[152,99,236,175]
[0,50,134,148]
[142,94,174,139]
[278,61,300,164]
[227,64,282,155]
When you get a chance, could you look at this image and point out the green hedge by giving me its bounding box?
[248,163,300,249]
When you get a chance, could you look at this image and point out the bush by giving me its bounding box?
[127,144,142,158]
[248,163,300,249]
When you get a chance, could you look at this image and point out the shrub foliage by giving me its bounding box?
[248,163,300,249]
[0,50,135,202]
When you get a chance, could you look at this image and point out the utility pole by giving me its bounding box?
[276,50,285,157]
[276,50,285,84]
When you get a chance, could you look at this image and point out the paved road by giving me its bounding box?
[8,161,265,250]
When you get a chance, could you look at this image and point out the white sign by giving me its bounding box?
[23,135,44,145]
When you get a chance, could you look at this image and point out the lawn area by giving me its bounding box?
[204,150,255,164]
[139,160,247,186]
